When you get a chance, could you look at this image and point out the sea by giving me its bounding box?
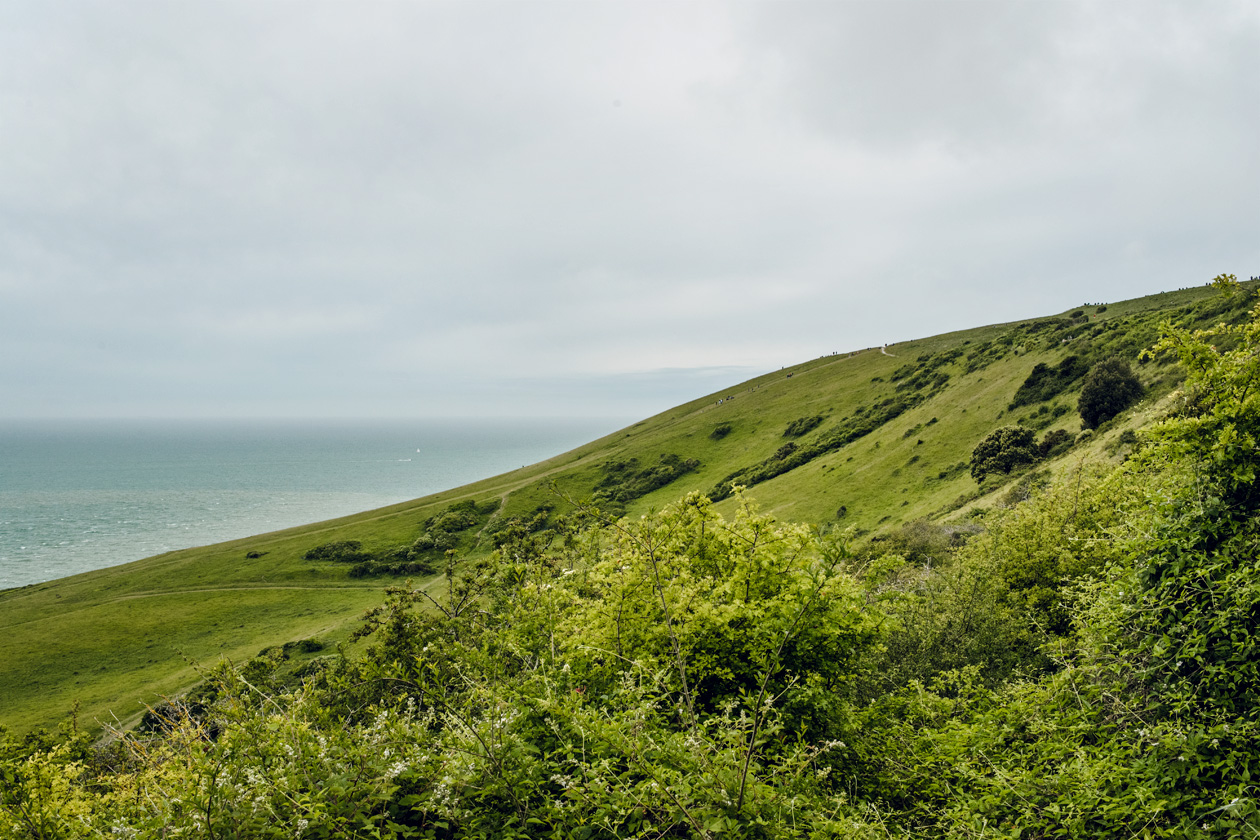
[0,417,627,590]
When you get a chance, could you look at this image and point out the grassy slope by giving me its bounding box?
[0,282,1235,735]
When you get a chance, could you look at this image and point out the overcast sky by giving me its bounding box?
[1,1,1256,420]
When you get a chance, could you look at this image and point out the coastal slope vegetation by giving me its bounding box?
[0,279,1252,735]
[3,276,1260,836]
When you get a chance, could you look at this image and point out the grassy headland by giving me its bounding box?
[0,280,1244,737]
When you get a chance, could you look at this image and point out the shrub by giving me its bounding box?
[1078,357,1144,429]
[408,501,494,560]
[783,416,823,437]
[428,505,478,534]
[413,530,455,553]
[1010,355,1088,408]
[595,454,701,503]
[969,426,1038,482]
[1038,428,1073,458]
[302,541,369,563]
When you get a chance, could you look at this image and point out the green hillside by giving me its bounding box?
[0,280,1248,738]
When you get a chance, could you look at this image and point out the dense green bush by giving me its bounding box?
[409,500,497,561]
[301,501,498,579]
[1078,357,1144,428]
[349,559,437,578]
[783,415,823,437]
[594,453,700,503]
[1010,354,1089,408]
[1038,427,1073,457]
[969,425,1038,482]
[709,422,732,440]
[302,540,370,563]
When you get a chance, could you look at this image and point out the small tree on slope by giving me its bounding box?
[969,425,1038,482]
[1078,357,1144,429]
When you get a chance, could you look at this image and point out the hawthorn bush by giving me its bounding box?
[968,425,1038,482]
[1078,356,1144,429]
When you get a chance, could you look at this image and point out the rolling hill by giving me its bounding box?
[0,279,1250,737]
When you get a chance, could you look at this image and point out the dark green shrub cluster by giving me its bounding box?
[967,312,1160,381]
[302,540,371,563]
[901,418,933,439]
[1078,357,1144,429]
[304,540,440,578]
[134,683,219,736]
[409,530,455,553]
[410,499,498,558]
[969,426,1037,481]
[772,441,797,460]
[782,415,822,437]
[934,461,969,481]
[962,337,1012,373]
[594,453,700,503]
[285,638,325,654]
[1009,354,1089,408]
[256,637,328,659]
[1038,427,1073,457]
[891,348,960,393]
[970,305,1207,389]
[712,397,918,499]
[709,422,732,440]
[348,558,437,578]
[970,425,1076,482]
[301,500,499,580]
[964,320,1083,374]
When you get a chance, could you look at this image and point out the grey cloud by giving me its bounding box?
[0,1,1256,419]
[746,1,1254,153]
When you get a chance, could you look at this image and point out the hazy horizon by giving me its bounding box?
[2,1,1255,420]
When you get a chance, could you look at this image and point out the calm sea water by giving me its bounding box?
[0,418,625,590]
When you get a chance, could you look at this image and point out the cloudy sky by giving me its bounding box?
[1,1,1256,420]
